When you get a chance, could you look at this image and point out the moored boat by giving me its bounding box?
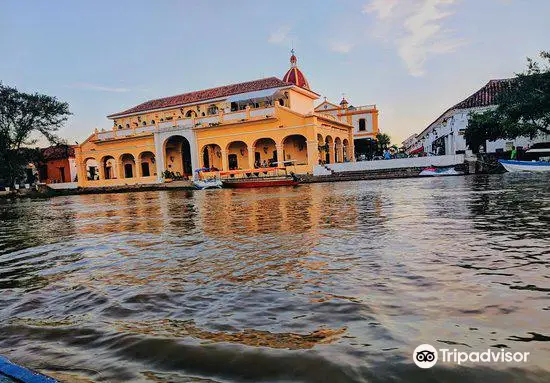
[193,168,223,189]
[220,167,300,188]
[419,166,463,176]
[498,159,550,172]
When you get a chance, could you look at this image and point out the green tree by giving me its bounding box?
[376,132,391,153]
[0,83,70,185]
[465,51,550,151]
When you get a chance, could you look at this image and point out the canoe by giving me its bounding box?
[499,159,550,172]
[0,356,57,383]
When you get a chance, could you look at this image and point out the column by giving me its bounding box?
[247,145,255,170]
[117,160,125,179]
[98,162,105,180]
[154,132,165,182]
[221,150,229,171]
[349,142,356,162]
[306,140,318,169]
[329,144,336,164]
[136,159,142,178]
[276,144,284,166]
[336,144,343,163]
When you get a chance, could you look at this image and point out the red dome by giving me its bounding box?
[282,50,310,90]
[283,67,310,90]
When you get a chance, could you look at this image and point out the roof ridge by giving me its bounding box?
[108,76,292,118]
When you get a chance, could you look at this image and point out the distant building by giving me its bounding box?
[75,52,356,188]
[37,145,77,184]
[407,79,549,155]
[401,133,418,153]
[315,97,379,158]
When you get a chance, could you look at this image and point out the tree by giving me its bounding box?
[465,51,550,151]
[0,83,70,185]
[376,132,391,153]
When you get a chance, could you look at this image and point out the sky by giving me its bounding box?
[1,0,549,145]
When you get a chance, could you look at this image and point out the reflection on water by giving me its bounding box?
[0,174,549,382]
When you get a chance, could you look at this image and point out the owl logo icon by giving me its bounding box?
[413,344,438,368]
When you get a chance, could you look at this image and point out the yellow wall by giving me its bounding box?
[76,90,355,188]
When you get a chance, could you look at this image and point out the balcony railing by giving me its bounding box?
[95,106,277,141]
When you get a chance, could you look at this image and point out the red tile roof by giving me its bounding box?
[419,78,514,137]
[108,77,291,118]
[452,78,513,109]
[42,145,75,161]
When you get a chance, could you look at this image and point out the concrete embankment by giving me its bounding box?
[0,180,195,199]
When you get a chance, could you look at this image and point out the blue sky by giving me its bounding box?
[1,0,549,144]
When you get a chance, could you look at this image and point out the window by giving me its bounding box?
[359,118,366,131]
[207,104,218,115]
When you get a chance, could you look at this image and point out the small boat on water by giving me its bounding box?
[220,167,300,188]
[192,168,223,189]
[419,166,463,176]
[0,355,57,382]
[499,146,550,172]
[498,159,550,172]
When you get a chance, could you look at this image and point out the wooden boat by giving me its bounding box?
[220,167,300,188]
[498,159,550,172]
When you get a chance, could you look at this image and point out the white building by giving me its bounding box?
[407,79,549,155]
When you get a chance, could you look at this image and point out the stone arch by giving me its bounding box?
[252,137,277,167]
[324,135,334,164]
[100,155,117,180]
[200,143,223,170]
[342,139,350,161]
[138,151,156,177]
[334,137,342,163]
[84,157,98,181]
[119,153,136,179]
[164,135,193,178]
[282,134,308,166]
[226,140,249,170]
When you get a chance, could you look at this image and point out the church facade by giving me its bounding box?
[75,53,358,188]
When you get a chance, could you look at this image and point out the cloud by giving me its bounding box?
[329,41,353,54]
[68,82,130,92]
[364,0,464,76]
[268,25,291,44]
[362,0,399,20]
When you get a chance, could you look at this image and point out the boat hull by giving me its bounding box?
[193,179,223,190]
[419,166,462,176]
[499,159,550,172]
[222,179,299,188]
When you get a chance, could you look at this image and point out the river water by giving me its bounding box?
[0,174,549,383]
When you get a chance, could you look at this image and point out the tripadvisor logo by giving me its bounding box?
[413,344,438,368]
[413,344,530,368]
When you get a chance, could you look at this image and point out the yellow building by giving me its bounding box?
[315,96,379,159]
[75,53,356,188]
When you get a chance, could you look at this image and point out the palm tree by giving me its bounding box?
[376,133,391,154]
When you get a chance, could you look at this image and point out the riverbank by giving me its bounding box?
[0,167,472,199]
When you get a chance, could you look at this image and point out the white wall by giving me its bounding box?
[313,154,465,175]
[350,112,374,135]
